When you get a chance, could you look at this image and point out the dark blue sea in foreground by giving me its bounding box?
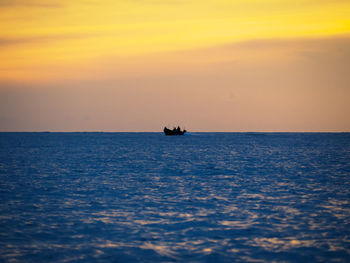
[1,133,350,262]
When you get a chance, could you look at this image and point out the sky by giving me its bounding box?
[0,0,349,131]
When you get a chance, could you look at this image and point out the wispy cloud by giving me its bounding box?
[0,0,63,8]
[0,33,98,48]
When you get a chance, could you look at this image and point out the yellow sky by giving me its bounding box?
[0,0,349,82]
[0,0,349,131]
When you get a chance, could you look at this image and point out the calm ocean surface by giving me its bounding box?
[0,132,350,262]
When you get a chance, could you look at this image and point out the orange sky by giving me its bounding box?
[0,0,349,131]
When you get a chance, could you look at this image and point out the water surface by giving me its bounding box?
[0,133,350,262]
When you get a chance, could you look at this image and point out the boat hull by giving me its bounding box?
[163,127,186,136]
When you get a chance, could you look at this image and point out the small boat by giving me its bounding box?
[163,126,187,136]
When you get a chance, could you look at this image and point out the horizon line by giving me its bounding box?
[0,131,349,133]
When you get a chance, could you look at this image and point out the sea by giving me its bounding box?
[0,132,350,262]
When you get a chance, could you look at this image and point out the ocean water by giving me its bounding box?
[0,132,350,262]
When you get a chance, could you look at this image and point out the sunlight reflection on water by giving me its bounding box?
[0,132,350,262]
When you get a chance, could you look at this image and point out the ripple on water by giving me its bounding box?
[0,132,350,262]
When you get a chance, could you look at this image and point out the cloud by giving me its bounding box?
[0,33,99,48]
[0,0,63,8]
[153,34,350,72]
[187,35,350,54]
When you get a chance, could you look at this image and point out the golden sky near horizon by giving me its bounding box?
[0,0,349,131]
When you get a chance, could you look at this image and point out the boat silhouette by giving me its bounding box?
[163,126,187,136]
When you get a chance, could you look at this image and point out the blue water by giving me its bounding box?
[0,133,350,262]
